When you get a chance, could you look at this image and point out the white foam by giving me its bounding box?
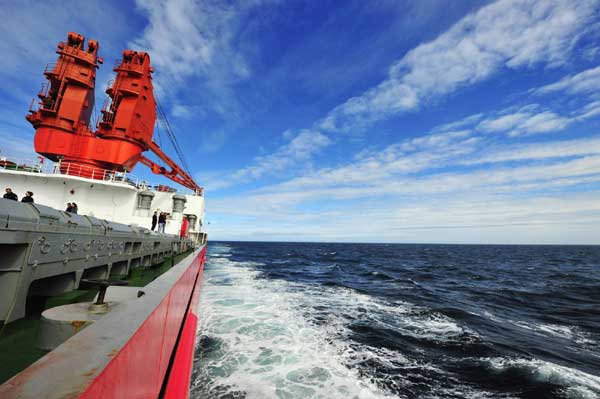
[426,387,518,399]
[482,357,600,399]
[194,251,396,398]
[510,320,596,347]
[536,324,596,346]
[481,311,597,348]
[193,246,488,399]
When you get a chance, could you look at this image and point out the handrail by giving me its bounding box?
[0,156,202,196]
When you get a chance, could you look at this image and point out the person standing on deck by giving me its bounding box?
[21,191,34,203]
[151,211,158,231]
[3,188,17,201]
[158,212,166,233]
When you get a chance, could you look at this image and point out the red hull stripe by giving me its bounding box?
[163,314,198,399]
[164,250,205,398]
[79,247,206,399]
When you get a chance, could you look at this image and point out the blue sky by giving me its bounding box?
[1,0,600,244]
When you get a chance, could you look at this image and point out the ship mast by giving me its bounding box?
[26,32,201,191]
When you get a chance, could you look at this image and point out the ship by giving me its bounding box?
[0,32,206,398]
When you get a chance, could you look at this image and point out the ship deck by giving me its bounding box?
[0,248,193,384]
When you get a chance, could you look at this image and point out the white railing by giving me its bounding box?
[0,156,202,196]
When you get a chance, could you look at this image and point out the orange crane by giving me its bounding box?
[26,32,201,191]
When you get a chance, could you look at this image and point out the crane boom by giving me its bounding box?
[26,32,201,191]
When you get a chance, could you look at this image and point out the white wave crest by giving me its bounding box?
[194,251,396,399]
[483,357,600,399]
[193,246,491,399]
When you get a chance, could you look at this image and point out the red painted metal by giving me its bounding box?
[164,314,198,399]
[164,250,205,399]
[180,217,189,238]
[26,32,201,191]
[78,247,206,399]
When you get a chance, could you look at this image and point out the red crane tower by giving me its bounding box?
[26,32,201,191]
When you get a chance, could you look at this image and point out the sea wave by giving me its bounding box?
[193,248,496,398]
[193,253,395,399]
[477,357,600,399]
[193,242,600,399]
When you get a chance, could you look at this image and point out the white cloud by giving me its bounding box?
[207,110,600,243]
[203,130,332,190]
[464,136,600,165]
[203,153,600,242]
[207,188,600,244]
[320,0,597,132]
[171,104,204,120]
[318,80,418,131]
[477,107,572,136]
[132,0,245,85]
[272,129,480,191]
[263,155,600,204]
[432,114,485,133]
[514,111,572,135]
[200,0,599,196]
[477,112,531,132]
[534,65,600,96]
[282,130,332,159]
[577,100,600,120]
[398,130,472,152]
[476,97,600,137]
[130,0,268,109]
[210,97,600,193]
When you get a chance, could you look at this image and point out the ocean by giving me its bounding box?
[190,242,600,399]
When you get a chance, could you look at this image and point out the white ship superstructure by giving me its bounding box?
[0,158,205,242]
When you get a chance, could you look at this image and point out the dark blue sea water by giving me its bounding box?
[191,242,600,399]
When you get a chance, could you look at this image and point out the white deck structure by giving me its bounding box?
[0,158,205,242]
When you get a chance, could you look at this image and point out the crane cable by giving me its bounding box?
[155,98,192,177]
[155,119,163,148]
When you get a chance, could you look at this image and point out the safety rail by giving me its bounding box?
[43,61,70,81]
[113,58,144,74]
[0,157,203,196]
[28,62,70,114]
[43,62,58,75]
[38,82,49,98]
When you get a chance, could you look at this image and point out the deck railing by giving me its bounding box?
[0,157,203,196]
